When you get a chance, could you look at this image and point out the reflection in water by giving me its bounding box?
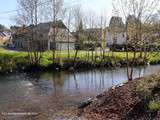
[41,66,159,95]
[73,73,79,90]
[0,65,160,110]
[36,65,160,96]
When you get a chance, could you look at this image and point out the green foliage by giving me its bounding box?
[149,100,160,111]
[0,48,27,72]
[136,75,160,92]
[149,52,160,64]
[136,74,160,98]
[0,48,160,71]
[136,73,160,110]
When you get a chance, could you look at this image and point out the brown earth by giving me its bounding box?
[82,76,160,120]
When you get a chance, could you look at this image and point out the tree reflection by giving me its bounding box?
[52,72,58,97]
[99,69,105,91]
[138,66,147,78]
[73,73,79,90]
[111,70,114,86]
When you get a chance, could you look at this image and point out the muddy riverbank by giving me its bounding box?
[82,73,160,120]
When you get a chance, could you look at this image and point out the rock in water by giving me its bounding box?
[78,97,93,109]
[96,93,104,99]
[69,67,74,71]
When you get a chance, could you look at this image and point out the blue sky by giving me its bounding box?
[0,0,18,27]
[0,0,112,27]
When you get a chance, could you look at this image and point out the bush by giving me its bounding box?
[149,101,160,111]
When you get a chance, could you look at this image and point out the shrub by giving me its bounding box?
[149,101,160,111]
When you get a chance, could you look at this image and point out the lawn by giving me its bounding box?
[0,48,160,69]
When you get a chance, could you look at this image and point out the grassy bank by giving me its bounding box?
[0,48,160,73]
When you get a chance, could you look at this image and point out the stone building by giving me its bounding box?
[0,31,11,46]
[11,21,76,51]
[48,21,76,50]
[106,16,126,47]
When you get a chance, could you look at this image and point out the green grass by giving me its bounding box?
[136,73,160,111]
[149,101,160,111]
[0,48,160,68]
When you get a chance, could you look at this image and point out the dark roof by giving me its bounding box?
[12,20,68,38]
[126,15,140,24]
[13,20,67,34]
[109,16,124,28]
[109,16,125,33]
[0,32,7,37]
[52,20,67,29]
[34,20,67,29]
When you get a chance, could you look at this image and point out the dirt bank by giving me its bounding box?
[82,74,160,120]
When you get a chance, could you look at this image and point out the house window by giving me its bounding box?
[50,42,56,50]
[40,34,43,38]
[56,43,59,49]
[21,42,23,48]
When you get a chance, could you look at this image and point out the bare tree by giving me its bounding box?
[73,6,84,63]
[48,0,64,63]
[66,10,72,59]
[16,0,44,65]
[100,14,107,63]
[113,0,160,80]
[85,11,96,61]
[16,0,35,25]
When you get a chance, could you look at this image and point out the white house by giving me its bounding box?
[10,21,76,51]
[48,22,76,50]
[106,31,126,46]
[0,31,11,46]
[106,16,126,47]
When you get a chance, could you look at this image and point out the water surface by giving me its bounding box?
[0,65,160,119]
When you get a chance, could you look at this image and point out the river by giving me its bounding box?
[0,65,160,119]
